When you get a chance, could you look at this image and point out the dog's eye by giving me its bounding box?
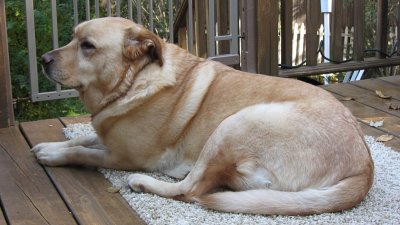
[80,41,96,50]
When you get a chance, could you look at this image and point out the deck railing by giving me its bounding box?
[24,0,241,102]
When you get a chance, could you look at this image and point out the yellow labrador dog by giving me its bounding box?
[33,17,373,215]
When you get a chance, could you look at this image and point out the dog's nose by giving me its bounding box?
[41,53,54,65]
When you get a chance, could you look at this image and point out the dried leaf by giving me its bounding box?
[369,120,384,128]
[341,97,353,101]
[389,103,400,110]
[375,90,392,99]
[376,134,393,142]
[106,186,121,193]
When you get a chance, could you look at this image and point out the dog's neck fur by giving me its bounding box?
[89,58,152,120]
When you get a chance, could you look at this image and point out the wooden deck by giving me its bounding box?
[0,76,399,225]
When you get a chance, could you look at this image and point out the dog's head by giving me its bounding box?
[41,17,163,109]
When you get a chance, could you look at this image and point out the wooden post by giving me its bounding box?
[376,0,388,58]
[306,0,320,66]
[195,0,207,58]
[257,0,278,75]
[353,0,365,61]
[281,0,293,67]
[0,0,14,128]
[332,0,344,61]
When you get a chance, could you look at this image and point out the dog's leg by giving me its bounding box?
[32,134,119,168]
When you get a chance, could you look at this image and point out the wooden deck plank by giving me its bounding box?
[323,82,400,118]
[359,123,400,152]
[349,78,400,100]
[326,92,400,138]
[379,75,400,85]
[0,126,76,225]
[20,119,144,225]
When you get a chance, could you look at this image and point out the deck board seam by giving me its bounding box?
[14,181,51,225]
[0,140,30,179]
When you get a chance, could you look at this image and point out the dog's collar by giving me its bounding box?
[90,65,134,120]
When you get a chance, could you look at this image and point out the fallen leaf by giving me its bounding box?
[376,134,393,142]
[341,97,353,101]
[369,120,384,128]
[106,186,121,193]
[389,103,400,110]
[375,90,392,99]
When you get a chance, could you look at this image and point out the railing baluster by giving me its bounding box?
[51,0,61,92]
[128,0,133,20]
[376,0,388,59]
[397,4,400,56]
[353,0,365,61]
[281,0,293,67]
[137,0,142,24]
[50,0,58,49]
[86,0,90,20]
[149,0,154,32]
[73,0,78,26]
[208,0,216,57]
[116,0,121,17]
[95,0,100,18]
[107,0,111,16]
[240,0,257,73]
[25,0,39,100]
[188,0,193,53]
[169,0,173,43]
[332,0,344,61]
[229,0,238,55]
[305,0,319,66]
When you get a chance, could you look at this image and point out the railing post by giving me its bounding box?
[281,0,293,68]
[376,0,388,59]
[306,0,320,66]
[353,0,365,61]
[207,0,216,57]
[240,0,257,73]
[256,0,278,76]
[197,0,208,57]
[0,0,15,127]
[332,0,344,61]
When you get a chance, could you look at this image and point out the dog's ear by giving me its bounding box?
[124,26,164,66]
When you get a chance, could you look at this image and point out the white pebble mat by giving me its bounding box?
[64,123,400,225]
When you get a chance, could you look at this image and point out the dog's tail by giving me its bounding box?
[197,173,372,215]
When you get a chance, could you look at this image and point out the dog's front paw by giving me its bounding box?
[128,174,154,192]
[31,142,69,166]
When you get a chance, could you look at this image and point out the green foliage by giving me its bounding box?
[6,0,182,122]
[6,0,88,122]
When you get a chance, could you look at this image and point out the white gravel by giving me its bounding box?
[64,123,400,225]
